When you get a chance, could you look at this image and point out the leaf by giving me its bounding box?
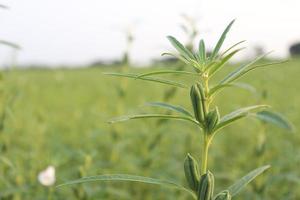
[210,20,235,60]
[162,53,201,72]
[136,70,199,79]
[198,39,206,64]
[228,165,270,197]
[220,40,246,57]
[241,60,288,75]
[255,110,294,132]
[208,48,244,77]
[104,72,188,88]
[189,59,202,72]
[219,60,287,87]
[219,52,271,85]
[108,114,200,126]
[215,105,269,132]
[145,102,193,117]
[57,174,196,199]
[209,82,256,96]
[167,36,195,60]
[162,52,190,65]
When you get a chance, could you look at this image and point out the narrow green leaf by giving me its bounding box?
[108,114,200,126]
[167,36,195,60]
[215,105,269,132]
[57,174,196,199]
[146,102,193,117]
[228,165,270,197]
[162,53,201,72]
[241,60,288,75]
[104,72,188,88]
[162,52,190,65]
[210,20,235,60]
[255,110,294,132]
[194,52,202,64]
[209,82,256,97]
[208,48,244,77]
[220,60,287,87]
[189,59,203,72]
[220,40,246,57]
[219,52,271,85]
[198,39,206,63]
[136,70,199,79]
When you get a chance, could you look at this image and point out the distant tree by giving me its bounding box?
[289,42,300,57]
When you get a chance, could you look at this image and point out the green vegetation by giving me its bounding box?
[0,59,299,199]
[1,22,300,199]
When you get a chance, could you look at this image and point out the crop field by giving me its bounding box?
[0,58,299,199]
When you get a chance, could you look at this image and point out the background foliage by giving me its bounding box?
[0,58,299,199]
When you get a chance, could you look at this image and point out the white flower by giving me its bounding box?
[38,166,56,186]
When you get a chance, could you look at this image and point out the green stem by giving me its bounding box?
[47,187,53,200]
[201,135,209,174]
[200,74,210,175]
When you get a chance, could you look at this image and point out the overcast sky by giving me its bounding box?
[0,0,299,66]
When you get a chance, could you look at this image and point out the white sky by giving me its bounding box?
[0,0,299,66]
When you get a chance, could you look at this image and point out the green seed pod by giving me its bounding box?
[190,83,206,123]
[184,153,200,191]
[214,190,231,200]
[197,171,214,200]
[206,107,220,133]
[196,83,207,116]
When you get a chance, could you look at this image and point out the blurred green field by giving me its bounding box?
[1,59,300,199]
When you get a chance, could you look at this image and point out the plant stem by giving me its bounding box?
[200,74,211,174]
[201,135,209,174]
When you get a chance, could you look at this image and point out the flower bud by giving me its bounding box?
[184,153,200,191]
[197,171,214,200]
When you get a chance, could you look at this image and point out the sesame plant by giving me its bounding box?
[0,5,22,197]
[249,90,294,199]
[0,43,21,199]
[59,20,287,199]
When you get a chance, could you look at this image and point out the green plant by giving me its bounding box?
[59,20,287,199]
[121,27,134,66]
[0,41,21,200]
[247,90,295,199]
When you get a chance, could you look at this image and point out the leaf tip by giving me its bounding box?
[166,35,175,42]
